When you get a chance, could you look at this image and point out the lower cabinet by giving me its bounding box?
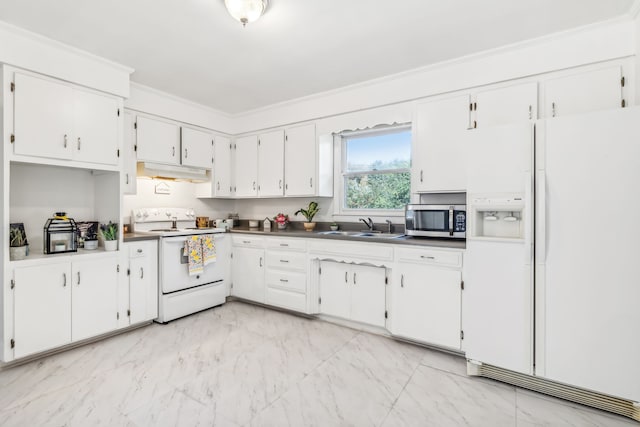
[231,236,265,303]
[11,254,119,360]
[264,237,308,312]
[319,260,386,327]
[119,240,159,328]
[390,247,463,350]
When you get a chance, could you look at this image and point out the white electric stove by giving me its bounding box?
[132,208,229,323]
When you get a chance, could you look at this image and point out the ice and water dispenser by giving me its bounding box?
[469,196,525,240]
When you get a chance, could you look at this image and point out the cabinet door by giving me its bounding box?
[475,82,537,128]
[13,263,72,359]
[392,263,461,349]
[412,95,470,193]
[130,257,152,324]
[258,130,284,196]
[71,257,119,341]
[319,261,350,320]
[181,127,213,169]
[123,112,137,195]
[231,246,265,302]
[13,72,73,160]
[544,66,623,118]
[214,136,232,197]
[349,264,386,327]
[284,124,316,196]
[73,89,120,165]
[136,116,180,165]
[234,135,258,197]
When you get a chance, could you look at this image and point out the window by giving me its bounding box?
[341,125,411,212]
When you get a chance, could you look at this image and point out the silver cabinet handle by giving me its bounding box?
[279,179,282,189]
[420,170,424,183]
[345,272,348,283]
[285,183,288,190]
[77,137,81,150]
[279,243,289,247]
[217,182,220,190]
[140,267,144,279]
[551,102,556,117]
[172,146,176,157]
[280,259,289,263]
[309,177,313,188]
[253,181,256,190]
[125,173,129,185]
[420,255,435,260]
[353,272,356,284]
[401,274,404,288]
[63,273,67,287]
[259,257,263,267]
[64,134,68,148]
[77,271,81,285]
[243,240,251,244]
[184,148,188,158]
[528,105,533,120]
[279,278,289,283]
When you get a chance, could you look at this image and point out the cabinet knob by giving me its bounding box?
[137,248,143,253]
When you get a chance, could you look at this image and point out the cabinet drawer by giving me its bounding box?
[266,251,306,271]
[395,247,462,268]
[128,241,154,258]
[265,287,307,313]
[265,237,306,251]
[232,235,264,248]
[266,270,306,293]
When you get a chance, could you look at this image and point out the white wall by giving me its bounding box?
[123,178,234,226]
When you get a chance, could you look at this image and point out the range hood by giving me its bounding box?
[137,162,209,182]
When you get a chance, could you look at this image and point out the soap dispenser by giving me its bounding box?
[263,217,272,232]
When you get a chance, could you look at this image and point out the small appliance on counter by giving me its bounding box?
[43,212,78,254]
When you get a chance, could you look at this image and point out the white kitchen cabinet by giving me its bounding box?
[234,135,259,197]
[391,247,462,349]
[214,136,233,197]
[71,256,119,341]
[319,261,386,327]
[231,236,265,302]
[13,262,72,359]
[123,240,159,325]
[181,127,214,169]
[412,95,470,193]
[136,115,181,165]
[12,72,120,166]
[284,123,317,196]
[264,237,307,312]
[474,82,538,127]
[543,66,623,118]
[123,112,137,194]
[258,130,284,196]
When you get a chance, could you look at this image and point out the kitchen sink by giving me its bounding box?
[316,231,364,236]
[316,231,405,239]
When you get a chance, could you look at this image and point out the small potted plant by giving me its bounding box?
[273,213,289,230]
[9,224,28,260]
[295,201,319,232]
[99,221,119,251]
[330,222,339,231]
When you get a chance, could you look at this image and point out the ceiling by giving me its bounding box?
[0,0,636,114]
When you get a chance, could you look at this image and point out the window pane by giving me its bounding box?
[345,130,411,172]
[345,172,411,210]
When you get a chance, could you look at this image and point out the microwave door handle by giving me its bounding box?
[449,207,454,236]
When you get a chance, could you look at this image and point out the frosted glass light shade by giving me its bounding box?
[224,0,268,26]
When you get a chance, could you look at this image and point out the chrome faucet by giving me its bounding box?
[171,217,178,230]
[385,219,393,234]
[359,217,374,231]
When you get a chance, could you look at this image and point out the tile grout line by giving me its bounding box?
[378,356,424,427]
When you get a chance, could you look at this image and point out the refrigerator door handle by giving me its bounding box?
[536,170,547,263]
[524,170,534,265]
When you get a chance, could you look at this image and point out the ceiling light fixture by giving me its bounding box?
[224,0,268,27]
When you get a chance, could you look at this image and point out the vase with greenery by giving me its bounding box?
[99,221,119,251]
[9,224,28,260]
[295,201,319,231]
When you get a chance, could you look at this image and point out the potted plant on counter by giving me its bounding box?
[273,213,290,230]
[295,201,319,231]
[99,221,119,251]
[9,223,28,260]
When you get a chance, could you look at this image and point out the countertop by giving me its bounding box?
[229,227,466,249]
[123,233,161,243]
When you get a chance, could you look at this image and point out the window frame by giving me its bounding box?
[335,124,412,217]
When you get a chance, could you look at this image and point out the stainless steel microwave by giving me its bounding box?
[405,204,466,238]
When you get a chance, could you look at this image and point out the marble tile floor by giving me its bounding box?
[0,301,636,427]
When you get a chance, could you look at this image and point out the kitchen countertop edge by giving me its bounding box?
[123,233,161,243]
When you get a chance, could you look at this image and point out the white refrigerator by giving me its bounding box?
[463,107,640,403]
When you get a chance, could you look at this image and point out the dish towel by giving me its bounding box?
[184,235,217,276]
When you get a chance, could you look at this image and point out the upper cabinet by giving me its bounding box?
[543,66,624,118]
[234,135,259,197]
[284,124,316,197]
[412,95,470,193]
[12,72,121,167]
[136,116,181,165]
[181,127,214,169]
[122,112,137,195]
[258,130,285,197]
[213,136,233,197]
[474,82,538,128]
